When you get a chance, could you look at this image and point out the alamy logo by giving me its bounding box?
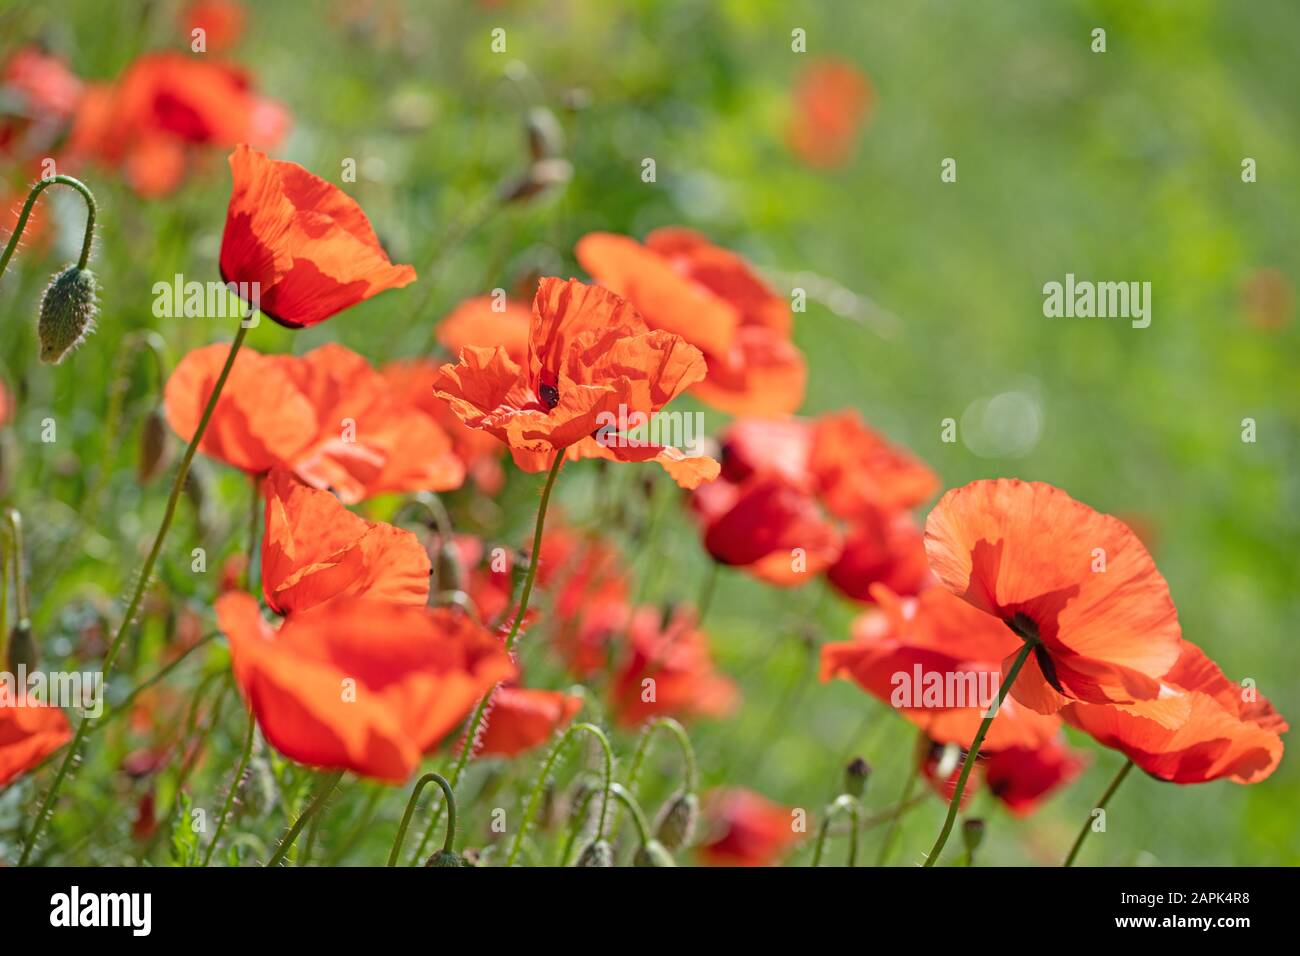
[49,886,152,936]
[1042,273,1151,328]
[890,665,1000,712]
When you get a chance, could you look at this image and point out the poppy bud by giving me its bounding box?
[497,158,573,204]
[424,849,470,868]
[843,757,872,798]
[37,266,98,365]
[633,839,676,867]
[575,839,613,867]
[137,407,170,483]
[962,818,986,856]
[653,790,699,850]
[434,536,463,593]
[525,106,564,161]
[8,620,38,672]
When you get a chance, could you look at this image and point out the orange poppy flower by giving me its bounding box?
[261,468,430,615]
[1062,643,1287,784]
[0,699,72,787]
[434,277,718,488]
[165,342,464,503]
[693,475,842,586]
[437,295,532,364]
[474,686,583,758]
[215,592,515,782]
[381,359,506,493]
[924,479,1183,714]
[786,58,874,169]
[576,228,805,416]
[70,54,286,197]
[821,585,1061,752]
[608,604,737,727]
[697,788,799,867]
[220,145,414,327]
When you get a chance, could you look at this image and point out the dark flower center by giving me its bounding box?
[539,382,560,409]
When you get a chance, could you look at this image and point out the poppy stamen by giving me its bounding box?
[539,382,560,409]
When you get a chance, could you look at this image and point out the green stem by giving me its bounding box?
[877,730,924,866]
[607,782,652,848]
[94,632,218,732]
[507,722,612,867]
[617,717,697,837]
[812,794,863,867]
[922,640,1035,867]
[388,772,456,866]
[19,319,251,866]
[6,509,29,627]
[695,562,719,626]
[0,174,97,278]
[1063,758,1135,867]
[202,710,256,866]
[265,770,343,867]
[246,474,260,592]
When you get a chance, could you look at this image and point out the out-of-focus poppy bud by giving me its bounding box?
[137,407,170,483]
[653,789,699,850]
[633,840,676,867]
[38,265,97,364]
[843,757,871,798]
[575,839,614,867]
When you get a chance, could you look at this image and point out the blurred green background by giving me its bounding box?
[1,0,1295,865]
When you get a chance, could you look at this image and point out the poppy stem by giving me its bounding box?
[5,508,30,634]
[388,772,456,866]
[696,562,719,626]
[606,782,652,849]
[812,794,863,867]
[922,639,1035,867]
[18,318,252,866]
[616,716,697,837]
[265,769,344,867]
[246,474,260,591]
[507,721,612,867]
[202,710,257,867]
[875,747,921,866]
[0,174,97,279]
[1063,758,1135,867]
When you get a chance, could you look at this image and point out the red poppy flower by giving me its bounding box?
[693,475,841,586]
[434,277,718,488]
[825,509,932,601]
[216,592,515,782]
[474,687,583,758]
[608,604,737,727]
[0,698,72,787]
[381,359,506,493]
[1062,643,1287,784]
[1,46,81,158]
[219,145,415,327]
[808,410,939,520]
[261,468,430,615]
[70,54,286,197]
[437,295,532,365]
[576,228,805,416]
[717,416,815,487]
[165,342,465,503]
[697,788,799,867]
[821,585,1061,751]
[983,737,1087,816]
[924,479,1183,714]
[786,58,874,169]
[182,0,246,52]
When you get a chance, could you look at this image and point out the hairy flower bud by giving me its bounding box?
[424,849,470,868]
[137,407,170,483]
[633,840,676,867]
[37,266,97,364]
[575,839,613,867]
[653,790,699,850]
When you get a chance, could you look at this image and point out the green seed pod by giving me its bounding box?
[962,818,986,855]
[7,620,38,672]
[653,790,699,850]
[575,839,613,867]
[633,840,676,868]
[424,850,469,868]
[38,266,98,365]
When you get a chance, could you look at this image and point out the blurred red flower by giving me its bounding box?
[697,788,798,866]
[0,698,72,787]
[1,46,82,158]
[925,479,1183,713]
[437,294,532,365]
[983,737,1087,816]
[576,228,806,415]
[165,342,465,503]
[1062,643,1287,784]
[786,57,874,169]
[608,604,737,727]
[220,145,415,328]
[71,54,287,196]
[261,468,430,615]
[182,0,247,52]
[474,686,583,758]
[434,277,718,488]
[216,592,515,781]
